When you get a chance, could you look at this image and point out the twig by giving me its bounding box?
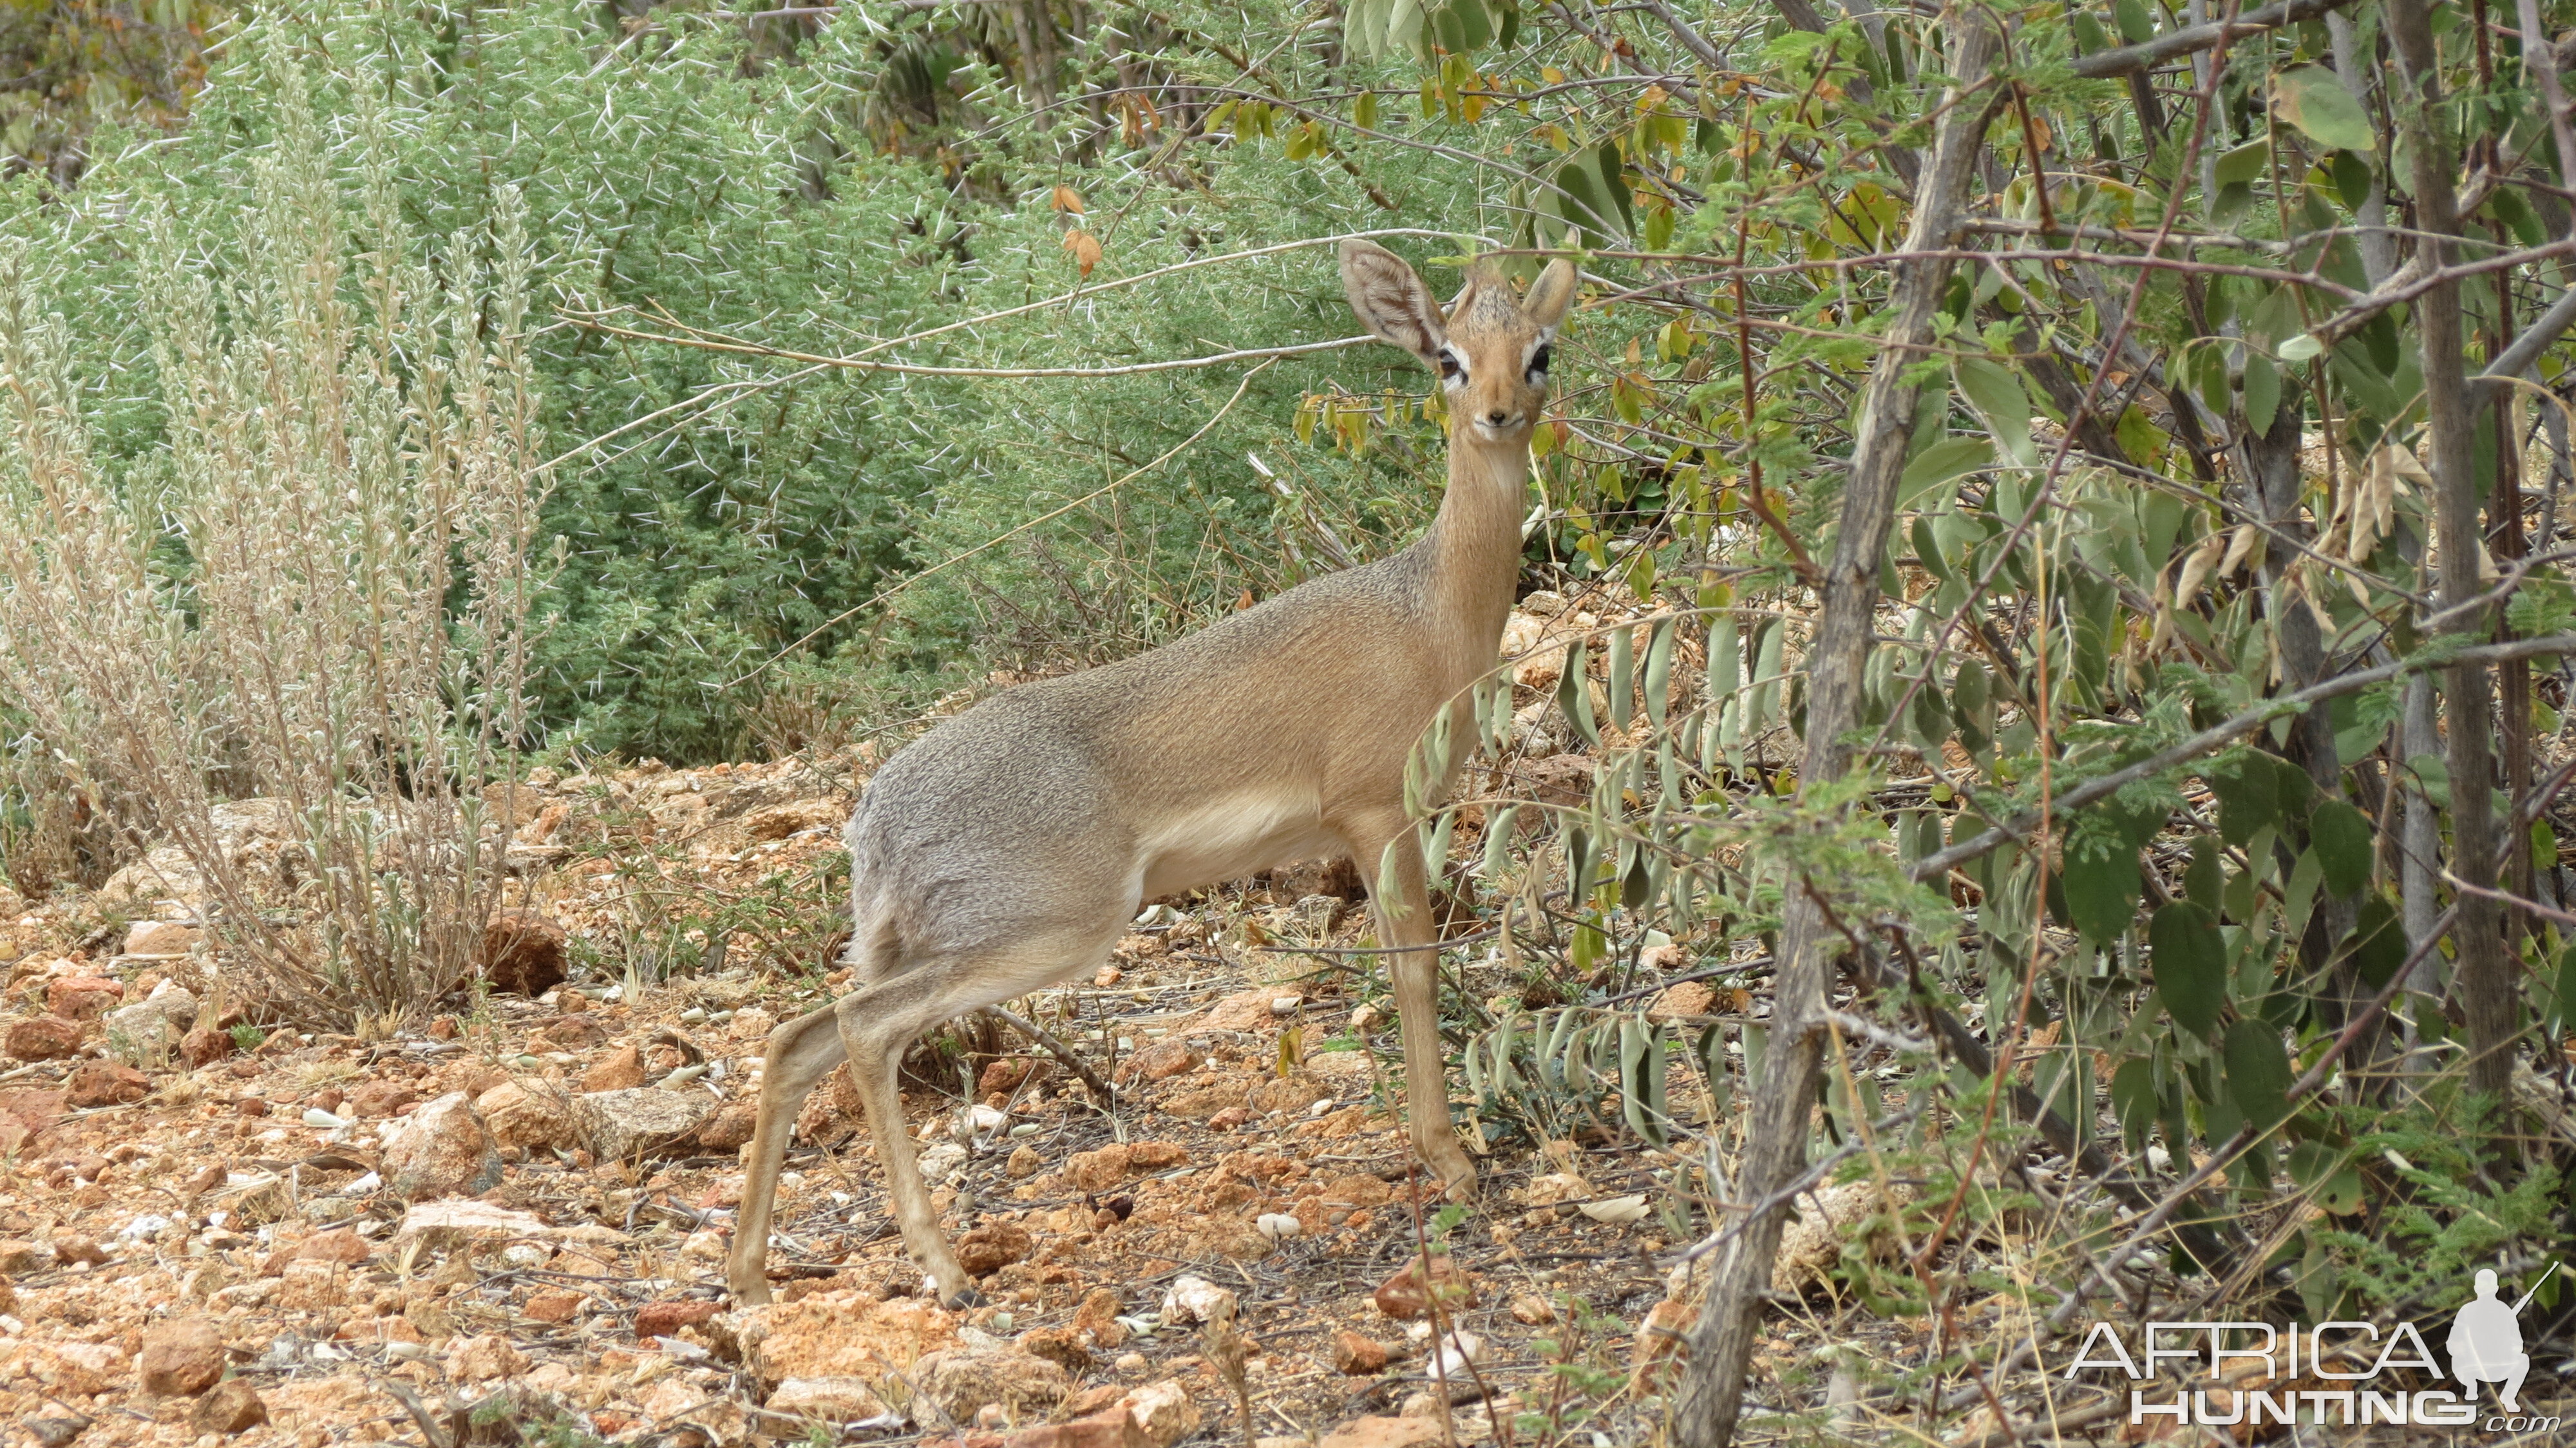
[983,1004,1115,1104]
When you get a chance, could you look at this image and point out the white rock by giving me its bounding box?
[105,987,198,1047]
[501,1243,551,1269]
[1124,1378,1203,1447]
[390,1200,555,1252]
[1255,1214,1302,1243]
[1269,995,1302,1016]
[303,1109,348,1129]
[680,1229,727,1261]
[918,1142,968,1181]
[117,1214,174,1242]
[1428,1331,1486,1379]
[766,1376,890,1422]
[1160,1273,1236,1326]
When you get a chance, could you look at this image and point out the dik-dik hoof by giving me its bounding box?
[940,1284,987,1310]
[1426,1148,1478,1202]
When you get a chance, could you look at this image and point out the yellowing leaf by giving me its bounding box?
[2273,64,2375,154]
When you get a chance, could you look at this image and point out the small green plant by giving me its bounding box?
[227,1023,265,1052]
[1519,1295,1633,1446]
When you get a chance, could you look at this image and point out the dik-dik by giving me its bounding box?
[727,240,1578,1306]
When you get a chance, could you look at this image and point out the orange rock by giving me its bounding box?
[478,910,568,996]
[1115,1040,1202,1083]
[1331,1330,1389,1375]
[6,1015,86,1062]
[44,976,124,1020]
[190,1379,268,1434]
[580,1044,647,1092]
[526,1291,582,1324]
[957,1221,1034,1277]
[138,1320,225,1396]
[1629,1298,1693,1392]
[1371,1256,1475,1320]
[65,1058,148,1107]
[634,1299,723,1338]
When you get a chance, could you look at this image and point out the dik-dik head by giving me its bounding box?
[1340,240,1578,446]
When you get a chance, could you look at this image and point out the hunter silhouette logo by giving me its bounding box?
[2451,1262,2554,1414]
[2065,1261,2562,1433]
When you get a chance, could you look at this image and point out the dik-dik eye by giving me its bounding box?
[1437,348,1466,385]
[1526,344,1552,383]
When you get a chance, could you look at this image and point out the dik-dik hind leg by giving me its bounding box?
[726,1002,850,1303]
[1345,810,1476,1199]
[835,929,1118,1306]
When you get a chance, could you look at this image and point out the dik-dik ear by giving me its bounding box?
[1522,258,1578,336]
[1340,240,1448,367]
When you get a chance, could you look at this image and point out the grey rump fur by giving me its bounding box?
[726,238,1580,1306]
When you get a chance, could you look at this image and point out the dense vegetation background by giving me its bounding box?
[8,0,2576,1440]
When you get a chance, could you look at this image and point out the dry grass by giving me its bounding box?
[0,69,547,1031]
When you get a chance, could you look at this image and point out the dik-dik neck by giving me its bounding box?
[1419,430,1533,660]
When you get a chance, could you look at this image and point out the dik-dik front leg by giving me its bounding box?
[1347,809,1476,1199]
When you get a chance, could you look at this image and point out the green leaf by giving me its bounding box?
[2273,66,2376,153]
[2309,799,2373,898]
[2288,1139,2363,1215]
[2110,1056,2159,1150]
[2222,1018,2293,1130]
[1899,435,1992,507]
[2242,352,2281,435]
[1955,357,2034,464]
[2348,893,2407,987]
[2061,838,2142,945]
[1593,141,1634,233]
[2331,149,2374,209]
[1556,640,1599,745]
[2214,138,2271,188]
[2278,332,2324,363]
[2151,902,2228,1035]
[2216,756,2278,845]
[2113,0,2155,44]
[2184,835,2224,915]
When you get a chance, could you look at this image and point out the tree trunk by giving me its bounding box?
[2387,0,2517,1109]
[1668,17,2002,1446]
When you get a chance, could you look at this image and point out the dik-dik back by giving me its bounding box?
[728,240,1578,1307]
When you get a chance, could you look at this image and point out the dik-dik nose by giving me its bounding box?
[1484,408,1512,427]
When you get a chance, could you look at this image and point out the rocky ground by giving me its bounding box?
[10,581,2555,1448]
[0,710,1731,1448]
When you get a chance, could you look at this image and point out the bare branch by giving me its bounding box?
[2070,0,2362,79]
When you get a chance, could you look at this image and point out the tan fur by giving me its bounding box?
[726,241,1579,1306]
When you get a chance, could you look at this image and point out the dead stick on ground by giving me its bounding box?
[983,1004,1115,1104]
